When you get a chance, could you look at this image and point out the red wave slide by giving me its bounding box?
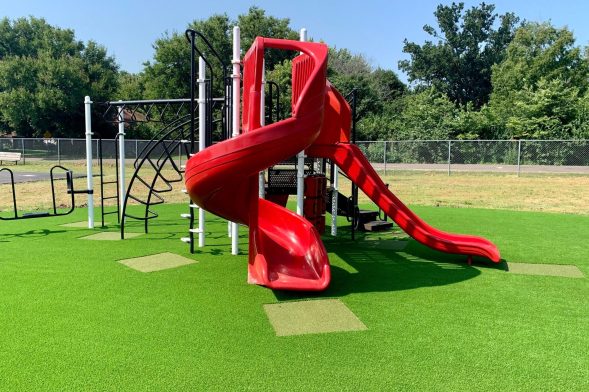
[185,37,500,292]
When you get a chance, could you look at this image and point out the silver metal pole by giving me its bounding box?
[198,56,206,248]
[331,165,338,236]
[383,141,387,175]
[296,28,307,216]
[447,140,451,176]
[517,139,522,177]
[57,138,61,165]
[84,96,94,228]
[118,102,126,220]
[259,58,266,199]
[230,25,241,255]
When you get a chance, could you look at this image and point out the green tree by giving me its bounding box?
[142,8,298,102]
[237,6,298,70]
[399,2,519,108]
[372,89,458,140]
[489,22,589,138]
[0,17,118,137]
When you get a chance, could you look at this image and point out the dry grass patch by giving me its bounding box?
[118,252,197,272]
[508,263,584,278]
[264,299,367,336]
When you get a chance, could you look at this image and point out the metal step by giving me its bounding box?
[180,213,192,219]
[189,204,199,209]
[358,210,379,223]
[180,237,192,243]
[189,228,201,234]
[363,220,393,232]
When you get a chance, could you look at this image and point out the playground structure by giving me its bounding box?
[185,35,501,291]
[0,26,500,292]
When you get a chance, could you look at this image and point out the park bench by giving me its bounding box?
[0,151,22,165]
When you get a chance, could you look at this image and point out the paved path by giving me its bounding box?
[0,170,87,184]
[369,163,589,174]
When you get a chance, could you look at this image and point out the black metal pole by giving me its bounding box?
[189,31,196,155]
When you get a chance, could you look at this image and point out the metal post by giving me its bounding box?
[189,31,196,155]
[198,56,206,248]
[331,163,338,236]
[259,59,266,199]
[118,101,126,220]
[447,140,451,176]
[135,139,138,160]
[383,141,387,175]
[517,139,522,177]
[230,25,241,255]
[21,138,25,165]
[57,138,61,165]
[296,28,307,216]
[84,96,94,228]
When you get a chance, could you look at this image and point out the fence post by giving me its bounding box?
[447,140,451,176]
[21,138,25,165]
[383,141,387,175]
[57,138,61,165]
[517,139,522,177]
[135,139,138,160]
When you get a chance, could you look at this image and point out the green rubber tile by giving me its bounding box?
[264,299,367,337]
[79,232,142,240]
[118,252,197,273]
[508,263,584,278]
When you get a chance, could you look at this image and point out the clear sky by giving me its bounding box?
[3,0,589,81]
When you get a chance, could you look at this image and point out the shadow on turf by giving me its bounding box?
[0,228,67,241]
[274,229,507,300]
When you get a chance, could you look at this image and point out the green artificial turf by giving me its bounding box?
[0,203,588,391]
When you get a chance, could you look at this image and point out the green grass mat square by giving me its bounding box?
[118,252,197,272]
[508,262,584,278]
[264,299,367,336]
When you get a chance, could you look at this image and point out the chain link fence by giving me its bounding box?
[1,138,589,175]
[357,139,589,175]
[0,138,187,167]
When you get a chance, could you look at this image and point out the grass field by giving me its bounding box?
[2,161,589,215]
[0,199,587,391]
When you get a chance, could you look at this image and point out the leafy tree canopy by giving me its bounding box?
[0,17,118,137]
[399,2,519,108]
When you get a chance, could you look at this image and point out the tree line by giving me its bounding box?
[1,3,588,140]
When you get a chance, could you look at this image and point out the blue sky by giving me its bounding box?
[3,0,589,81]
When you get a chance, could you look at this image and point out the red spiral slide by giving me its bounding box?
[185,38,332,290]
[185,37,500,292]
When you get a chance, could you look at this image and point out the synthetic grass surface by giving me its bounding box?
[0,203,587,391]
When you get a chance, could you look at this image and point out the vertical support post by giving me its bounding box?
[331,163,338,236]
[118,102,126,220]
[84,96,94,229]
[57,138,61,165]
[383,141,387,175]
[259,59,266,199]
[198,56,206,248]
[296,28,308,216]
[189,31,196,155]
[21,138,25,165]
[230,25,241,255]
[517,139,522,177]
[447,140,451,176]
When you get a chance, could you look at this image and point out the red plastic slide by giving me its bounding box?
[185,37,500,292]
[307,143,501,262]
[185,38,331,290]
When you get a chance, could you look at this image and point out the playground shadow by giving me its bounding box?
[273,236,507,301]
[0,228,68,241]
